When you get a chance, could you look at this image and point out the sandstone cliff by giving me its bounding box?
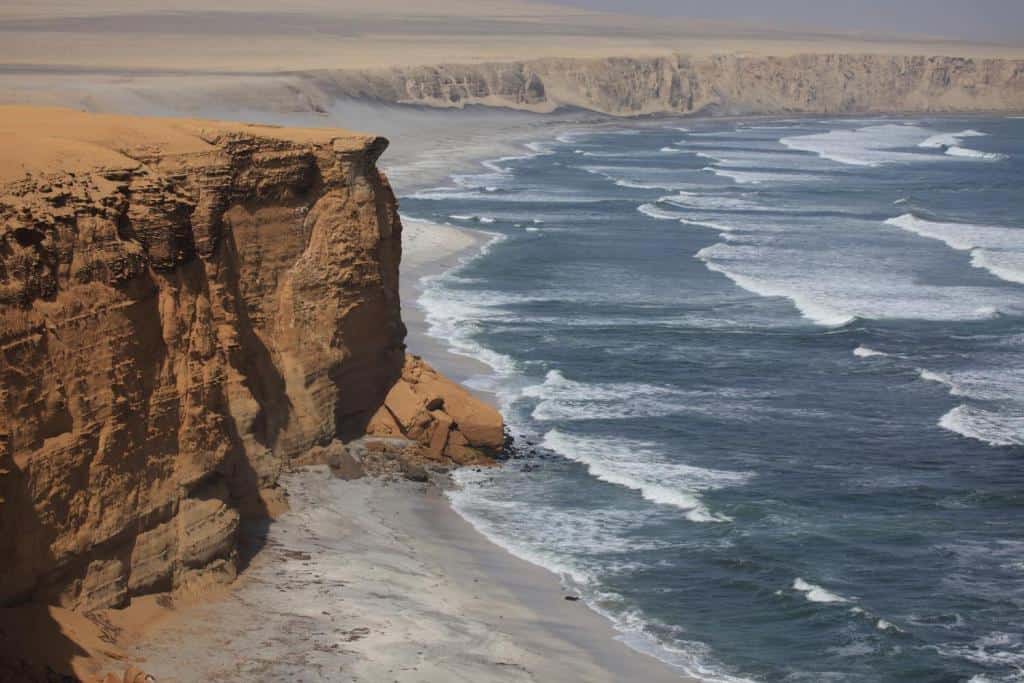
[0,106,504,637]
[313,53,1024,116]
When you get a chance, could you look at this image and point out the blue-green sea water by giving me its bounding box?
[400,116,1024,682]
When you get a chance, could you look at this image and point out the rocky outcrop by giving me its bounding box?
[367,354,504,465]
[0,107,502,619]
[315,53,1024,115]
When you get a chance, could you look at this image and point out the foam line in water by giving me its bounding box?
[638,203,687,220]
[416,232,522,379]
[971,250,1024,285]
[695,248,856,327]
[886,213,1024,285]
[695,226,1024,326]
[661,191,769,212]
[918,129,1009,161]
[945,146,1008,161]
[780,124,944,166]
[447,468,760,683]
[793,578,850,604]
[938,405,1023,448]
[524,369,696,421]
[541,428,747,522]
[702,167,821,185]
[853,345,889,358]
[581,165,693,190]
[918,129,987,148]
[679,218,737,233]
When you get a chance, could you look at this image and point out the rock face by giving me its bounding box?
[320,53,1024,115]
[367,354,505,465]
[0,107,501,615]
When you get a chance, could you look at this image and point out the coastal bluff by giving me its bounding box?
[0,107,502,680]
[317,53,1024,116]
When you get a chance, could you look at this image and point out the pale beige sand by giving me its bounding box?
[127,468,693,682]
[0,0,1020,75]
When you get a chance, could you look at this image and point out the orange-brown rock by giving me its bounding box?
[367,354,505,464]
[0,107,407,611]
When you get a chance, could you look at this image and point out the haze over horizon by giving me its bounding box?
[550,0,1024,44]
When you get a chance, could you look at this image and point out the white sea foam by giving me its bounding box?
[935,631,1024,672]
[660,146,686,153]
[417,233,523,378]
[524,141,556,155]
[780,124,943,166]
[853,345,889,358]
[793,578,850,604]
[695,225,1024,327]
[696,149,837,171]
[876,619,903,632]
[886,213,1024,285]
[541,428,748,522]
[695,245,856,326]
[579,165,694,190]
[946,146,1009,161]
[679,218,737,233]
[638,203,687,221]
[919,129,987,148]
[661,191,768,212]
[971,250,1024,285]
[447,471,620,584]
[447,213,497,224]
[447,468,759,682]
[918,129,1009,161]
[524,369,697,421]
[917,363,1024,447]
[616,179,677,190]
[577,150,642,158]
[938,405,1024,447]
[702,167,820,185]
[412,187,605,203]
[919,368,956,389]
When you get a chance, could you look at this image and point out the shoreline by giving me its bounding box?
[400,216,498,393]
[126,469,693,682]
[120,117,694,681]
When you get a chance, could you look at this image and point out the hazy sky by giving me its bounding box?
[552,0,1024,43]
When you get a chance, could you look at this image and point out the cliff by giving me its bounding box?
[315,53,1024,116]
[0,106,503,651]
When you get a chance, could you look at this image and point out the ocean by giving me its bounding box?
[399,116,1024,682]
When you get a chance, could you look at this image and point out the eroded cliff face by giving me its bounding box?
[0,107,502,618]
[319,53,1024,115]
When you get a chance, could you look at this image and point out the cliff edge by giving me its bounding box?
[317,53,1024,116]
[0,106,502,679]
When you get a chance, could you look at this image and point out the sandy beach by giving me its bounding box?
[125,468,692,682]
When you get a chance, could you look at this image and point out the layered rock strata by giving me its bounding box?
[313,53,1024,115]
[0,107,503,623]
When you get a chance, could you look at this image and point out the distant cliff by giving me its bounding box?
[0,108,502,630]
[313,53,1024,116]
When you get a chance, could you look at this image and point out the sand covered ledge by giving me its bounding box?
[126,468,692,682]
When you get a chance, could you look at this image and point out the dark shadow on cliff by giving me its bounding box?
[202,229,279,574]
[0,442,88,682]
[0,605,90,683]
[217,225,294,454]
